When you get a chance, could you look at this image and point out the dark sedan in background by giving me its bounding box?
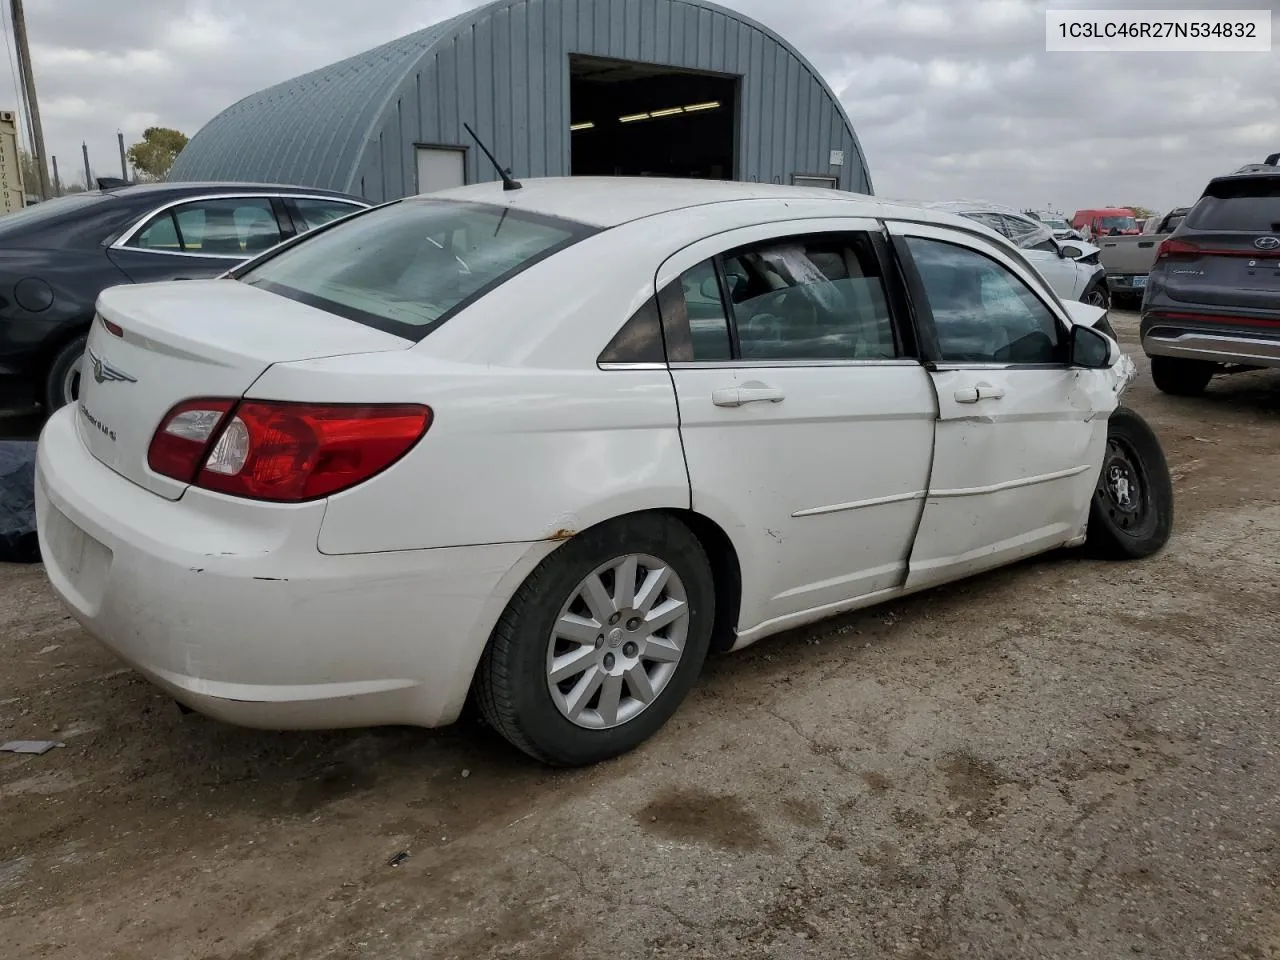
[0,182,368,411]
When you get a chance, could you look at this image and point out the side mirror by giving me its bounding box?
[1059,245,1083,260]
[699,276,720,300]
[1070,323,1117,369]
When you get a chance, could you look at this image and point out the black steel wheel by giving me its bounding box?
[1087,406,1173,559]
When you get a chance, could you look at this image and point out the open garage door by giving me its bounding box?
[569,55,737,181]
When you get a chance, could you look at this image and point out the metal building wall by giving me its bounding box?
[171,0,872,202]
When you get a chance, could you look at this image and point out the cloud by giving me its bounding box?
[1,0,1275,212]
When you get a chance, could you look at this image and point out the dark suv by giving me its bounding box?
[1140,153,1280,396]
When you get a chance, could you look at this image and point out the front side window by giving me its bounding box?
[906,237,1062,365]
[131,197,283,256]
[238,199,594,341]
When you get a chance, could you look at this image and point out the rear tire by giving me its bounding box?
[1150,355,1215,396]
[476,512,715,766]
[44,334,88,412]
[1087,406,1173,560]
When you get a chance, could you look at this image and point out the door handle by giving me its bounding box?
[712,384,786,407]
[954,382,1004,403]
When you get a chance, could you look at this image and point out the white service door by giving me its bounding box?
[888,222,1115,590]
[416,147,465,194]
[657,222,937,637]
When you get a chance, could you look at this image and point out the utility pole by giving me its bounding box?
[81,141,90,191]
[117,130,127,180]
[50,154,59,195]
[10,0,50,199]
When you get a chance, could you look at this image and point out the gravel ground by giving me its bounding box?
[2,310,1279,960]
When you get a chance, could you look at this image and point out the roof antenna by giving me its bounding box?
[463,122,522,191]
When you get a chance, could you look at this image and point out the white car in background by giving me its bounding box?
[1028,211,1085,242]
[923,202,1112,317]
[37,179,1168,767]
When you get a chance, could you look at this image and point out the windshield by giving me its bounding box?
[239,199,595,340]
[1097,216,1137,231]
[1042,218,1069,231]
[0,191,109,236]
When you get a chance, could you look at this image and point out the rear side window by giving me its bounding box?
[292,197,362,231]
[659,232,898,362]
[132,197,283,256]
[1187,179,1280,231]
[238,199,595,341]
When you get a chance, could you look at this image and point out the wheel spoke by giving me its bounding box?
[579,573,616,624]
[624,663,655,704]
[644,597,687,633]
[596,673,624,726]
[564,666,604,721]
[633,566,672,616]
[549,645,597,684]
[642,637,682,663]
[612,555,639,610]
[555,613,601,645]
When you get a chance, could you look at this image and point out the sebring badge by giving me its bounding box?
[1254,236,1280,250]
[87,348,137,385]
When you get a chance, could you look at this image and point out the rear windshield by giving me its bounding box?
[1187,179,1280,232]
[0,191,109,237]
[237,199,595,340]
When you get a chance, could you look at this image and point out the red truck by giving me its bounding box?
[1071,207,1141,240]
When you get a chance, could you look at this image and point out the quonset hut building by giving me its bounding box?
[169,0,872,202]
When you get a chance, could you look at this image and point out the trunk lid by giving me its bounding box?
[77,279,412,499]
[1163,233,1280,310]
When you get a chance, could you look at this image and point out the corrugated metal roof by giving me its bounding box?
[169,0,870,200]
[170,10,473,188]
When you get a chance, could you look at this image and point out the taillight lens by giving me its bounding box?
[147,399,236,482]
[1156,238,1199,259]
[149,400,431,501]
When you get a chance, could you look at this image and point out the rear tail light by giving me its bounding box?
[1157,237,1280,259]
[1156,238,1199,259]
[99,315,124,337]
[148,400,432,501]
[147,399,236,482]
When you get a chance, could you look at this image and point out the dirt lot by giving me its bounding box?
[2,310,1279,959]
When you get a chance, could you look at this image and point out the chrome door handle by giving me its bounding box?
[954,382,1004,403]
[712,384,786,407]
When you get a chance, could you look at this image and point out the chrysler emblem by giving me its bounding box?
[1254,236,1280,250]
[87,348,137,385]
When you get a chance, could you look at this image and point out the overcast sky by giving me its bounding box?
[4,0,1277,213]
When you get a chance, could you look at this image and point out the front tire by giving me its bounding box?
[44,334,88,412]
[476,512,715,766]
[1150,355,1215,396]
[1087,406,1173,560]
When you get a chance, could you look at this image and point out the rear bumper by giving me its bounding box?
[1141,331,1280,369]
[1141,310,1280,368]
[35,406,553,730]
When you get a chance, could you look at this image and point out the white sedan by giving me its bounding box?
[36,178,1171,766]
[921,201,1111,311]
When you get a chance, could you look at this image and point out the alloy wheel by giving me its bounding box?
[545,554,689,730]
